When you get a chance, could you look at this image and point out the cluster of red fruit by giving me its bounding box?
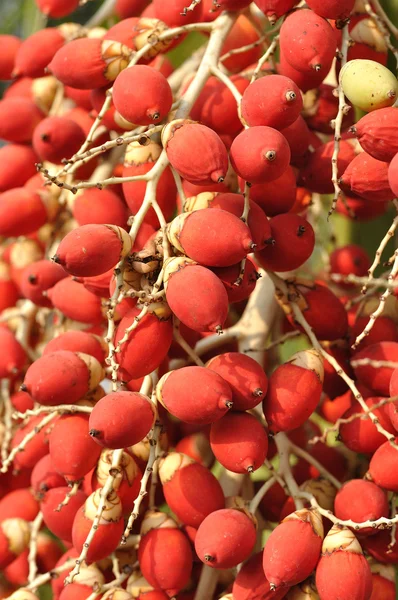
[1,0,398,599]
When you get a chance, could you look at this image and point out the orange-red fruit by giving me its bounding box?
[334,480,389,535]
[388,152,398,197]
[212,258,258,304]
[0,328,26,379]
[233,551,287,600]
[341,153,395,203]
[73,189,128,229]
[0,98,43,143]
[14,28,66,78]
[36,0,80,18]
[195,508,256,568]
[0,519,30,569]
[47,277,104,324]
[350,108,398,162]
[369,438,398,492]
[352,341,398,395]
[210,412,268,473]
[32,116,85,164]
[306,0,355,20]
[305,84,354,134]
[115,0,150,18]
[152,0,203,25]
[330,244,370,283]
[256,213,315,272]
[263,508,323,589]
[230,126,291,184]
[0,35,22,80]
[254,0,297,22]
[281,115,312,163]
[241,75,302,130]
[59,584,95,600]
[158,453,225,527]
[370,573,396,600]
[300,140,356,194]
[278,45,329,92]
[0,144,38,192]
[340,397,394,455]
[221,15,263,73]
[206,352,267,411]
[242,166,296,216]
[31,454,65,495]
[162,121,228,185]
[156,366,232,425]
[11,415,53,470]
[0,489,39,522]
[113,65,173,125]
[44,331,106,364]
[41,487,87,542]
[0,188,48,237]
[280,9,336,73]
[20,259,67,307]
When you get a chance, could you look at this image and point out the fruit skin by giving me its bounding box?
[43,331,106,365]
[299,140,356,195]
[31,454,65,496]
[88,391,156,449]
[350,108,398,162]
[36,0,80,18]
[0,144,38,192]
[278,46,329,93]
[113,65,173,125]
[212,258,258,304]
[0,35,22,80]
[368,439,398,492]
[330,244,370,284]
[14,27,67,78]
[20,259,67,307]
[33,116,85,164]
[232,551,287,600]
[340,152,394,203]
[156,366,233,425]
[0,489,39,522]
[254,0,297,23]
[41,488,87,543]
[306,0,354,19]
[340,396,394,455]
[0,97,44,143]
[72,188,128,229]
[0,519,31,570]
[115,0,150,18]
[334,480,389,535]
[195,508,257,569]
[0,328,26,379]
[230,126,291,184]
[352,342,398,395]
[47,277,104,324]
[241,166,296,216]
[340,59,398,112]
[388,152,398,197]
[0,188,49,237]
[11,415,53,471]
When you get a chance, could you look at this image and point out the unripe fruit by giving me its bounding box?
[0,97,44,143]
[263,349,324,433]
[230,126,291,184]
[195,507,256,568]
[340,397,395,455]
[0,489,39,522]
[20,259,67,307]
[163,257,229,333]
[158,453,225,527]
[11,415,53,470]
[54,224,132,277]
[41,487,87,542]
[254,0,297,23]
[212,258,258,304]
[334,480,389,535]
[388,152,398,197]
[352,341,398,395]
[280,9,336,73]
[31,454,65,496]
[0,144,38,192]
[0,328,26,378]
[36,0,80,18]
[241,166,296,216]
[72,188,128,229]
[300,140,356,195]
[340,153,394,203]
[0,188,50,237]
[33,116,85,164]
[162,120,228,185]
[241,75,302,130]
[206,352,268,411]
[368,438,398,492]
[43,331,107,365]
[315,525,372,600]
[167,209,254,267]
[306,0,355,19]
[113,65,172,125]
[0,35,22,80]
[349,108,398,162]
[263,508,324,589]
[0,519,30,569]
[340,59,398,112]
[72,490,124,562]
[232,551,287,600]
[156,366,233,425]
[47,277,104,324]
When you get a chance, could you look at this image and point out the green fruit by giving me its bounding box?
[340,59,398,113]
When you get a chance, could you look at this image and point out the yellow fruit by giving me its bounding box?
[340,59,398,112]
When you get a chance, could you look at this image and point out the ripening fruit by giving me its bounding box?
[280,116,312,163]
[31,454,65,496]
[48,38,131,89]
[206,352,267,411]
[0,35,21,80]
[43,331,107,365]
[300,140,356,195]
[241,75,302,130]
[0,328,26,378]
[113,65,173,125]
[368,439,398,492]
[89,391,156,449]
[175,432,213,468]
[388,152,398,197]
[230,126,291,184]
[340,152,394,203]
[263,508,323,590]
[156,366,233,425]
[349,108,398,162]
[36,0,80,18]
[210,412,268,473]
[212,258,258,304]
[33,116,85,164]
[158,453,225,527]
[0,144,38,192]
[368,564,396,600]
[263,349,324,433]
[20,259,67,307]
[0,519,30,569]
[256,213,315,272]
[315,525,373,600]
[254,0,297,23]
[163,257,229,333]
[11,415,53,470]
[47,277,104,324]
[0,489,39,522]
[306,0,354,19]
[115,0,150,18]
[278,45,329,93]
[152,0,204,25]
[72,490,124,562]
[280,9,336,73]
[13,25,75,78]
[41,487,87,542]
[0,97,44,142]
[162,120,229,185]
[54,224,132,277]
[334,480,389,535]
[72,188,128,229]
[330,244,370,284]
[195,507,256,568]
[352,341,398,395]
[242,166,297,216]
[340,396,395,455]
[304,83,354,134]
[167,209,254,267]
[0,188,51,237]
[340,59,398,112]
[232,551,287,600]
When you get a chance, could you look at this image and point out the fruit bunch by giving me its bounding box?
[1,0,398,599]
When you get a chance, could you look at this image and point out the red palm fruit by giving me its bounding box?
[210,412,268,473]
[64,86,92,110]
[72,489,124,562]
[11,390,34,416]
[320,390,353,423]
[49,414,102,482]
[168,208,253,267]
[23,350,102,406]
[0,98,44,143]
[221,15,263,73]
[0,328,26,379]
[163,257,229,333]
[352,341,398,395]
[88,391,155,449]
[47,278,104,324]
[0,145,38,192]
[240,166,296,216]
[158,453,224,527]
[51,548,79,598]
[115,0,150,17]
[152,0,203,25]
[122,140,177,228]
[349,108,398,162]
[44,331,106,364]
[195,507,256,569]
[315,525,372,600]
[263,349,324,433]
[212,258,258,304]
[103,17,141,49]
[182,178,229,197]
[341,152,395,202]
[0,489,39,522]
[13,26,76,78]
[256,213,315,272]
[54,224,132,277]
[206,352,268,411]
[0,188,52,237]
[299,140,356,194]
[41,487,87,542]
[59,581,101,600]
[113,65,173,126]
[364,529,398,564]
[304,83,354,134]
[20,259,67,307]
[307,0,354,19]
[0,518,30,569]
[72,189,128,229]
[230,126,291,184]
[322,346,352,399]
[0,35,21,80]
[78,266,116,298]
[280,116,312,164]
[157,366,233,425]
[115,303,173,380]
[175,433,214,468]
[32,116,85,164]
[254,0,297,22]
[3,548,29,586]
[388,152,398,197]
[368,438,398,491]
[334,480,389,535]
[369,565,396,600]
[340,397,395,455]
[162,120,229,185]
[0,271,19,313]
[11,414,54,470]
[48,38,131,90]
[351,312,398,349]
[36,0,80,17]
[138,512,193,596]
[280,9,336,73]
[241,75,302,130]
[278,46,330,93]
[199,75,250,136]
[232,551,287,600]
[31,454,65,496]
[330,244,370,285]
